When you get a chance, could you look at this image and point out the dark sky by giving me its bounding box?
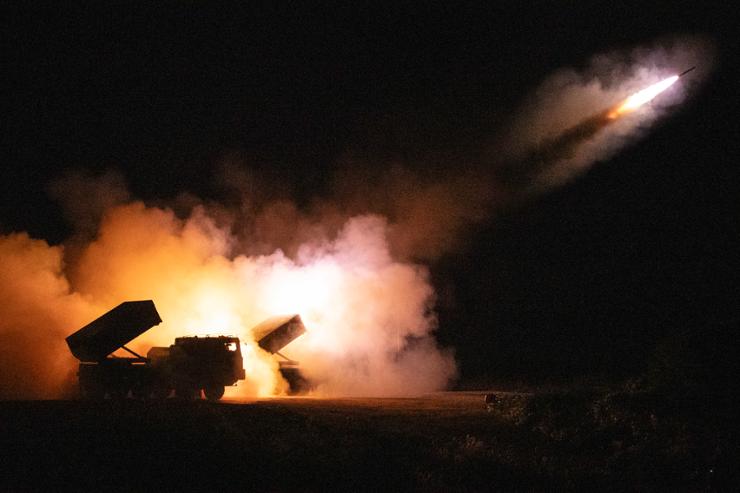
[3,2,739,381]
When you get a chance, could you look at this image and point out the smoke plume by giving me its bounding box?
[0,35,712,399]
[0,197,455,398]
[0,233,98,398]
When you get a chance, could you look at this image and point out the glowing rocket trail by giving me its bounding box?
[607,67,694,119]
[500,67,696,190]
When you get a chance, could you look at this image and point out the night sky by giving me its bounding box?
[3,2,739,383]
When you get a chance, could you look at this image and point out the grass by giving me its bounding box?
[1,388,737,491]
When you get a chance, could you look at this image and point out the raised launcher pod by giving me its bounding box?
[66,300,162,362]
[253,314,306,354]
[251,314,310,393]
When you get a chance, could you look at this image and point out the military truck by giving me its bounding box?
[66,300,309,400]
[67,300,245,400]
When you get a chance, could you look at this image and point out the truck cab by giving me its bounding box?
[150,336,246,400]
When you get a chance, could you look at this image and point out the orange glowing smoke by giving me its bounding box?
[0,202,455,399]
[607,75,680,119]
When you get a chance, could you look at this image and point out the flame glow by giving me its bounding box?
[0,204,457,399]
[608,75,680,119]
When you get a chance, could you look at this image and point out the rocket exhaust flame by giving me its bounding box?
[607,74,681,119]
[499,65,698,192]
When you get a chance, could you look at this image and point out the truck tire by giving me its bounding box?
[204,385,225,401]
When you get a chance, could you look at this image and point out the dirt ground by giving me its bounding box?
[1,391,735,491]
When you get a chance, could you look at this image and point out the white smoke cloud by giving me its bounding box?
[497,35,714,192]
[1,201,456,398]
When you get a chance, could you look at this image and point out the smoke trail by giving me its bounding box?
[498,109,613,191]
[494,35,714,194]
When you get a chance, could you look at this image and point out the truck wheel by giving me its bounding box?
[204,385,225,401]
